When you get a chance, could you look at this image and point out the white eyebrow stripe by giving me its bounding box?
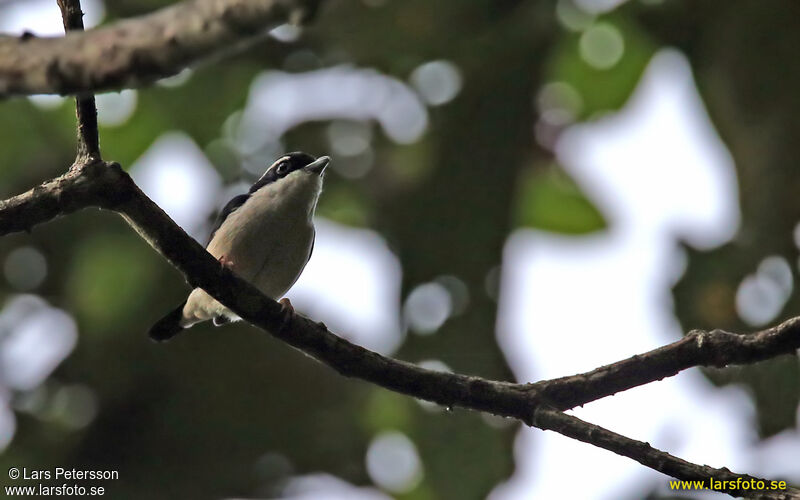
[266,156,291,173]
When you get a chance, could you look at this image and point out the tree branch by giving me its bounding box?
[1,168,800,419]
[532,407,796,499]
[0,162,123,233]
[0,164,797,498]
[57,0,101,163]
[0,0,321,97]
[536,318,800,410]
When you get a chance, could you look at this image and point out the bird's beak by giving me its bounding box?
[304,156,330,175]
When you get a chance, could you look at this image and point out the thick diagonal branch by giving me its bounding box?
[4,168,798,413]
[0,0,321,97]
[5,166,800,416]
[0,165,797,498]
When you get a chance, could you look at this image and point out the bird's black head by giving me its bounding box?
[249,152,329,193]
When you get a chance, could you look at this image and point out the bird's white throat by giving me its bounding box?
[257,170,323,220]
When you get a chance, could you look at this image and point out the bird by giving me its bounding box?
[148,151,330,342]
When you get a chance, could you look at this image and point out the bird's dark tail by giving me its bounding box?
[149,301,187,342]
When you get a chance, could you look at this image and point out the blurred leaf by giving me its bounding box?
[546,14,656,119]
[514,164,607,234]
[66,234,157,330]
[0,98,75,192]
[101,62,258,168]
[317,183,372,227]
[362,389,413,433]
[384,140,434,188]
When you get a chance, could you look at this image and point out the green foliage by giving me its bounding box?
[515,164,607,234]
[362,389,414,432]
[317,183,373,226]
[0,98,74,192]
[101,63,257,168]
[546,14,656,119]
[66,234,157,330]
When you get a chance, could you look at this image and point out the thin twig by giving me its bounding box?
[536,320,800,410]
[56,0,101,163]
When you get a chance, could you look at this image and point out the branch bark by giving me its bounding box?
[532,408,795,500]
[536,318,800,410]
[1,164,798,498]
[57,0,101,163]
[0,0,321,97]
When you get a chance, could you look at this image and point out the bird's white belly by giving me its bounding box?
[181,182,315,326]
[248,221,314,299]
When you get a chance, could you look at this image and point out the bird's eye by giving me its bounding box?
[276,162,289,175]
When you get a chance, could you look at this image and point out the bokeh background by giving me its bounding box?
[1,0,799,498]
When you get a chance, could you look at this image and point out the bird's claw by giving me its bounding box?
[218,255,235,269]
[278,298,294,332]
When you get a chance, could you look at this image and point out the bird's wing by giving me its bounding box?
[207,193,250,244]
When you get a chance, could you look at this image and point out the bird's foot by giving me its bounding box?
[213,315,231,327]
[218,255,235,269]
[278,297,294,332]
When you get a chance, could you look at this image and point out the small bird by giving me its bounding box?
[149,152,330,341]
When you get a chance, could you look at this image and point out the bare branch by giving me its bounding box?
[56,0,85,31]
[0,0,321,97]
[0,161,126,234]
[537,320,800,410]
[0,165,798,497]
[57,0,101,163]
[1,169,800,414]
[532,407,797,499]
